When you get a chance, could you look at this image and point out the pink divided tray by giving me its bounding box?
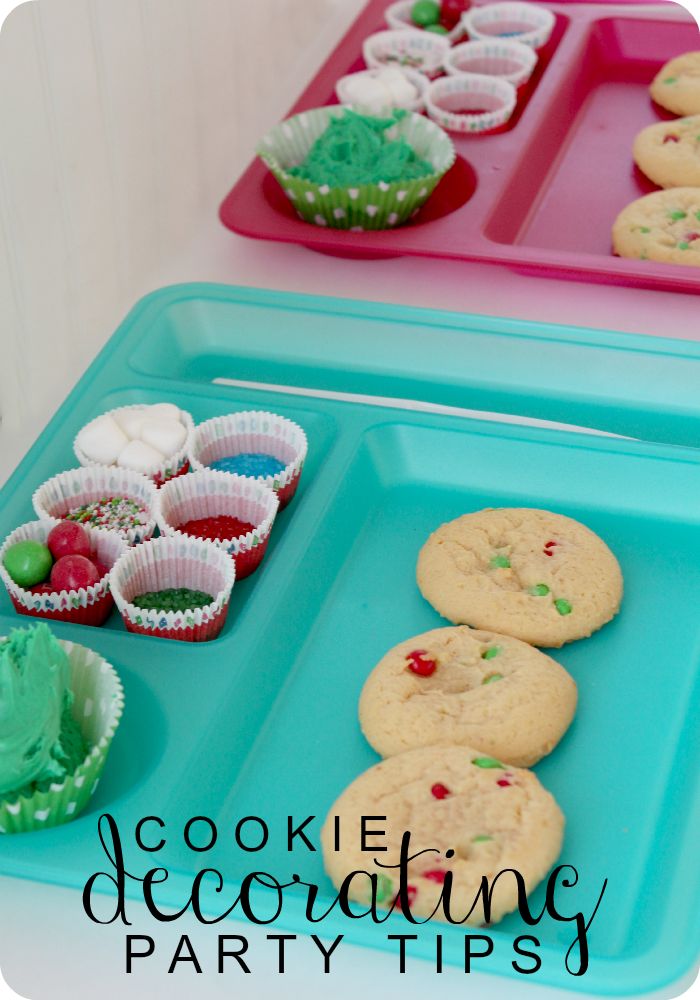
[220,0,700,294]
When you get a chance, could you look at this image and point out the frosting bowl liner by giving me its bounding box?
[0,519,127,627]
[445,39,538,87]
[385,0,466,44]
[362,28,450,76]
[426,73,517,133]
[335,67,429,114]
[190,410,308,510]
[32,465,159,545]
[157,469,279,580]
[257,106,455,231]
[73,404,195,487]
[462,3,556,50]
[0,638,124,834]
[110,535,235,642]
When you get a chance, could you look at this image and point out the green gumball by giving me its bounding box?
[3,540,53,588]
[411,0,440,27]
[426,22,449,33]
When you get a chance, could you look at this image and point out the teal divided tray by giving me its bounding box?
[1,284,699,995]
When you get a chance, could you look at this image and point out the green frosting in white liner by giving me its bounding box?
[0,623,71,796]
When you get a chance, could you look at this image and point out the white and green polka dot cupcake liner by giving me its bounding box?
[257,106,455,231]
[0,639,124,834]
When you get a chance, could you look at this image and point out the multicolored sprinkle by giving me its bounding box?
[66,496,148,532]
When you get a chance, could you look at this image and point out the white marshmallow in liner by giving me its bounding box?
[140,418,187,459]
[148,403,181,422]
[117,440,165,475]
[75,415,129,466]
[113,407,147,440]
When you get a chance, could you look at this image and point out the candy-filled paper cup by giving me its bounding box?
[335,67,429,114]
[426,73,517,133]
[0,639,124,834]
[73,404,195,487]
[110,535,235,642]
[190,411,308,510]
[363,29,450,77]
[0,519,126,627]
[157,470,279,580]
[257,106,455,231]
[384,0,466,44]
[445,39,537,87]
[462,3,556,50]
[33,466,158,545]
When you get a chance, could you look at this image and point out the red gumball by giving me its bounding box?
[440,0,470,29]
[92,560,110,580]
[30,583,55,595]
[50,555,101,592]
[47,521,91,560]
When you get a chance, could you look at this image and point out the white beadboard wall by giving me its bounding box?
[0,0,362,485]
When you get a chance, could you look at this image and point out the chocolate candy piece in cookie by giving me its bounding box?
[209,453,285,478]
[612,187,700,267]
[650,52,700,117]
[359,626,577,766]
[321,745,564,925]
[3,541,53,588]
[633,116,700,189]
[131,588,214,612]
[416,507,622,647]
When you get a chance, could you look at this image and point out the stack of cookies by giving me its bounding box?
[613,51,700,268]
[322,507,623,925]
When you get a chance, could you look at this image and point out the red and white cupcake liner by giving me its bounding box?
[0,519,126,627]
[363,29,450,78]
[110,535,236,643]
[426,73,517,133]
[462,3,556,50]
[73,404,195,487]
[190,411,308,510]
[444,39,537,88]
[385,0,466,44]
[32,466,158,545]
[157,470,279,580]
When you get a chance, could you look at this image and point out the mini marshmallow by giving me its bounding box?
[140,418,187,459]
[379,67,418,106]
[148,403,182,423]
[117,440,165,475]
[345,75,392,114]
[76,415,129,465]
[113,407,147,440]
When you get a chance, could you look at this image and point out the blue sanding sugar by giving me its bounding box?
[209,453,285,478]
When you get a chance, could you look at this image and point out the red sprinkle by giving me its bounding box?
[406,649,437,677]
[423,869,447,884]
[685,232,700,242]
[395,885,418,912]
[431,782,451,800]
[663,134,680,143]
[496,778,512,787]
[178,514,256,541]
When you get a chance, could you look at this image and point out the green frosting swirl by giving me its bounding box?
[0,623,74,797]
[288,109,434,188]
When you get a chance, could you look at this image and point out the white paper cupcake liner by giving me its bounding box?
[385,0,466,44]
[32,466,158,545]
[426,73,517,133]
[0,638,124,834]
[0,519,127,624]
[110,535,235,641]
[363,28,450,77]
[157,470,279,578]
[190,411,308,509]
[462,3,556,50]
[73,404,195,487]
[335,67,429,115]
[444,38,537,87]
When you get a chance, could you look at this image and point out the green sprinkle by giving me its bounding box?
[472,835,493,843]
[490,554,510,569]
[482,673,503,685]
[472,756,504,769]
[374,874,393,904]
[679,242,690,250]
[481,646,501,660]
[696,211,700,221]
[555,598,572,616]
[668,210,687,221]
[663,77,677,84]
[639,226,650,234]
[528,583,550,596]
